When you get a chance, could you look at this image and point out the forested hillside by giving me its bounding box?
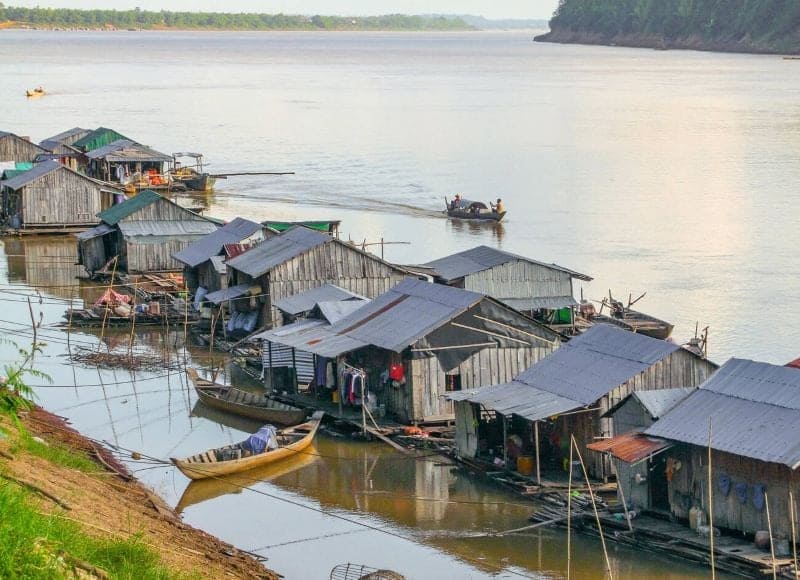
[0,4,470,31]
[537,0,800,54]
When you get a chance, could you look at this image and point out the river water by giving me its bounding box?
[0,28,792,577]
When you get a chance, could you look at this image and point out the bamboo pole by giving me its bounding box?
[572,435,613,578]
[567,433,573,580]
[766,491,777,580]
[534,421,541,486]
[615,459,633,532]
[791,490,798,580]
[708,419,715,579]
[98,257,118,349]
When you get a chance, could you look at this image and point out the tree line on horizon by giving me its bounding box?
[549,0,800,47]
[0,4,472,31]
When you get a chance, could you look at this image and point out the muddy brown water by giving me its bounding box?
[0,236,727,578]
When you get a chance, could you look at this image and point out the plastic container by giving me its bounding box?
[517,455,534,476]
[331,390,340,403]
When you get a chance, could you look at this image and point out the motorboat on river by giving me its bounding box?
[445,197,506,222]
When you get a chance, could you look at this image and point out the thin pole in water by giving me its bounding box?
[766,491,777,580]
[708,418,716,579]
[790,490,798,579]
[566,432,573,580]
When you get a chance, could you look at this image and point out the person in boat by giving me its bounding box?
[491,198,505,214]
[450,193,462,210]
[238,425,279,457]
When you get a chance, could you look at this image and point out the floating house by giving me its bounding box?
[273,283,367,323]
[223,226,411,328]
[592,359,800,541]
[76,189,218,275]
[449,324,717,481]
[253,277,562,424]
[85,139,173,185]
[39,127,91,150]
[423,245,592,327]
[71,127,132,153]
[39,127,92,170]
[172,217,266,295]
[1,160,121,230]
[0,131,49,164]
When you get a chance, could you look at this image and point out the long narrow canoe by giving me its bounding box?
[187,368,306,426]
[171,411,324,480]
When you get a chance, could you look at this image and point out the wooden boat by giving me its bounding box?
[585,295,674,340]
[445,199,506,222]
[188,368,307,425]
[171,152,215,192]
[171,411,324,480]
[26,87,45,97]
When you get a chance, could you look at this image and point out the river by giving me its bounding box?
[0,28,793,577]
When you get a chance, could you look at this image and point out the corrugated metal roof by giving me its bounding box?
[205,283,256,305]
[314,299,370,324]
[587,432,673,464]
[328,277,483,353]
[172,217,262,267]
[511,324,679,406]
[209,255,226,275]
[632,387,695,419]
[75,223,114,241]
[252,318,368,358]
[1,160,60,190]
[97,189,161,224]
[787,358,800,369]
[86,139,172,163]
[646,359,800,468]
[40,127,88,145]
[448,380,581,422]
[118,220,218,238]
[274,283,366,316]
[501,296,578,311]
[225,226,331,278]
[72,127,131,151]
[423,245,592,283]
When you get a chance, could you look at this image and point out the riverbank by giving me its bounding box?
[0,404,278,579]
[535,29,800,56]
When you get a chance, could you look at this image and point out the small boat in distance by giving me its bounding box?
[171,411,324,480]
[171,152,216,192]
[445,197,506,222]
[26,87,45,97]
[187,368,307,425]
[580,292,674,340]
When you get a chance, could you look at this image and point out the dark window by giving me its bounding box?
[445,374,462,392]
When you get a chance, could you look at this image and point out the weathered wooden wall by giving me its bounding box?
[0,135,45,162]
[118,198,208,223]
[391,344,554,423]
[197,261,225,293]
[15,168,113,226]
[463,260,573,299]
[77,236,107,276]
[613,396,655,436]
[126,238,199,273]
[668,446,798,537]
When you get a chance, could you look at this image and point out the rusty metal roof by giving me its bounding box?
[587,431,672,464]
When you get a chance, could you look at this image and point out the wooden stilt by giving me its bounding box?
[534,420,541,486]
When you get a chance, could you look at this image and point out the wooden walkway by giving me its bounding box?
[589,513,796,578]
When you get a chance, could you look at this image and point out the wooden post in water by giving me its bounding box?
[766,492,777,580]
[566,432,573,580]
[572,435,613,578]
[534,420,541,486]
[790,490,798,580]
[707,419,716,580]
[502,416,508,469]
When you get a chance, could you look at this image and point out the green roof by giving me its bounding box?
[97,189,161,225]
[73,127,131,152]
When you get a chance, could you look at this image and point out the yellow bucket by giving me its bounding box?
[517,455,534,476]
[332,390,340,403]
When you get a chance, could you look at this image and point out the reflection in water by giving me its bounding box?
[446,219,506,244]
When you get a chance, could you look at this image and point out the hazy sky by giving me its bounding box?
[6,1,560,20]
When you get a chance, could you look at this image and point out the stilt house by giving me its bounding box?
[85,139,173,184]
[0,131,49,163]
[423,245,592,328]
[76,189,218,275]
[1,160,121,229]
[602,359,800,538]
[223,225,411,328]
[253,277,563,423]
[172,217,266,295]
[449,324,717,480]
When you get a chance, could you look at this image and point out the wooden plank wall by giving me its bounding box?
[19,169,110,226]
[0,135,45,162]
[463,261,574,299]
[119,198,208,222]
[397,344,554,423]
[126,238,195,273]
[669,446,798,537]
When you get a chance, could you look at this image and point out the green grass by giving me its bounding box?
[13,432,98,473]
[0,480,183,579]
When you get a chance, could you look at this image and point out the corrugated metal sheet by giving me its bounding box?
[274,283,366,316]
[587,432,672,464]
[1,160,60,190]
[253,318,367,358]
[205,283,256,305]
[172,217,262,267]
[97,189,160,224]
[40,127,88,145]
[75,223,114,241]
[632,387,695,419]
[448,380,580,422]
[209,255,226,275]
[646,359,800,468]
[328,277,482,353]
[86,139,172,163]
[226,226,330,278]
[119,220,218,238]
[72,127,131,152]
[423,245,592,283]
[314,299,370,324]
[511,324,679,406]
[501,296,578,311]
